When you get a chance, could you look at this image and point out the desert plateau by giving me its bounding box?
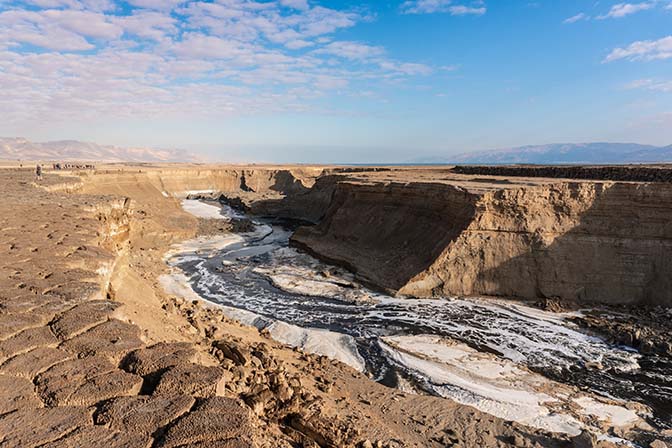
[0,163,669,448]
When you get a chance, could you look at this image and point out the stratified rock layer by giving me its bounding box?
[293,179,672,305]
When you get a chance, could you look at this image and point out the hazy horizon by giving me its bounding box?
[1,0,671,162]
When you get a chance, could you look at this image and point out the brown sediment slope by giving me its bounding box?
[291,169,672,306]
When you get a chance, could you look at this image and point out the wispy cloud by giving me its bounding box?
[625,78,672,92]
[597,1,656,19]
[314,41,385,60]
[565,0,669,24]
[563,12,590,24]
[400,0,486,15]
[604,35,672,62]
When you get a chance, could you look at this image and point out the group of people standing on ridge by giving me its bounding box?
[33,162,96,182]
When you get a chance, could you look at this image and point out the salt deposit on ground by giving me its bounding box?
[254,264,374,303]
[574,396,640,428]
[170,198,653,443]
[159,272,205,303]
[162,270,365,371]
[380,334,646,438]
[173,189,217,198]
[162,247,367,372]
[266,320,366,371]
[181,199,228,220]
[165,234,244,260]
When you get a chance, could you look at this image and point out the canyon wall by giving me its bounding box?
[83,167,323,198]
[249,175,341,223]
[291,182,479,292]
[293,179,672,306]
[79,167,672,306]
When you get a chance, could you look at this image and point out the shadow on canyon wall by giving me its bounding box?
[289,182,479,292]
[262,170,311,195]
[249,174,342,224]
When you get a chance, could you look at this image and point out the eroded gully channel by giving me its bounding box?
[166,199,672,441]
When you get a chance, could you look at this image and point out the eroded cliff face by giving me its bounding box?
[294,180,672,306]
[291,182,479,292]
[249,175,341,223]
[82,167,322,199]
[79,167,672,306]
[90,197,132,252]
[406,182,672,305]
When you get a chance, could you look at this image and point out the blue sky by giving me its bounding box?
[0,0,670,162]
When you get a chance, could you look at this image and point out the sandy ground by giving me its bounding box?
[0,164,664,447]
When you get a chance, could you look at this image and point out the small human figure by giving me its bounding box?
[35,164,42,181]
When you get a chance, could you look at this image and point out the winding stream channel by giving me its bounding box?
[163,199,672,442]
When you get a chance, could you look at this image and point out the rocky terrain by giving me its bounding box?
[1,163,671,447]
[0,166,585,448]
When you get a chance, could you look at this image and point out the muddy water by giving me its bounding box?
[169,200,672,438]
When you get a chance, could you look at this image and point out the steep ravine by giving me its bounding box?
[69,167,672,443]
[77,166,672,306]
[69,168,590,447]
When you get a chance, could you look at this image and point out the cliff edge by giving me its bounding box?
[291,169,672,306]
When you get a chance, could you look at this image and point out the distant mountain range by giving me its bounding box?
[418,143,672,165]
[0,137,199,163]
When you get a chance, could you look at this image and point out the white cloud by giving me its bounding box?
[379,60,432,76]
[448,5,486,15]
[0,9,117,50]
[567,1,668,23]
[285,39,313,49]
[126,0,182,10]
[179,1,359,44]
[315,41,385,60]
[400,0,486,15]
[23,0,115,11]
[0,0,440,126]
[0,8,123,47]
[298,6,359,36]
[598,2,655,19]
[563,12,589,24]
[44,9,122,38]
[280,0,309,10]
[604,35,672,62]
[625,78,672,92]
[172,33,251,59]
[113,10,177,42]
